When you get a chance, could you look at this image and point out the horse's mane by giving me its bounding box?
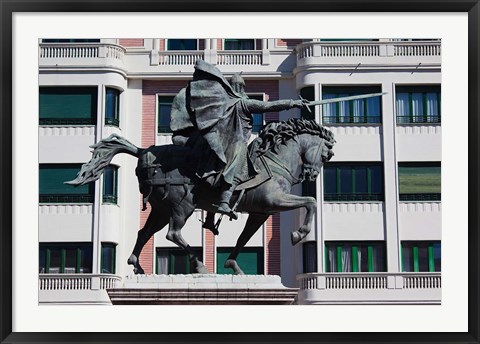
[253,118,335,155]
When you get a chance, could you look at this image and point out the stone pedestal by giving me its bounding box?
[107,274,299,305]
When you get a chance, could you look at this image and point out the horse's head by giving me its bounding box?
[301,131,335,181]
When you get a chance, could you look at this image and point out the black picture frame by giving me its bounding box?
[1,1,479,343]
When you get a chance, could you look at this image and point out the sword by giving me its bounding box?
[300,92,387,113]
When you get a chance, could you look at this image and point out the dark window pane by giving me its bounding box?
[433,243,441,272]
[101,244,116,274]
[370,166,383,194]
[418,244,429,272]
[372,245,385,272]
[39,247,46,273]
[49,248,62,273]
[79,245,93,273]
[302,180,316,198]
[339,168,353,194]
[103,166,118,204]
[167,39,197,50]
[359,246,369,272]
[252,113,263,133]
[224,39,254,50]
[303,242,317,273]
[324,167,337,194]
[398,163,441,201]
[158,96,174,133]
[402,243,414,272]
[355,167,367,193]
[105,88,120,126]
[64,247,77,273]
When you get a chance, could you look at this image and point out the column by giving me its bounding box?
[382,82,401,272]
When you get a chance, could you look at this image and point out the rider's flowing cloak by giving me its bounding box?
[171,60,253,185]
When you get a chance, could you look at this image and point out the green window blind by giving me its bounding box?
[322,86,382,124]
[323,163,384,201]
[325,242,386,272]
[158,96,174,133]
[401,241,441,272]
[398,163,441,201]
[39,164,94,203]
[39,87,97,125]
[39,243,93,273]
[216,247,264,275]
[155,247,203,274]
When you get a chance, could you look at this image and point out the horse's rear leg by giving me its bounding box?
[127,207,169,274]
[166,206,209,274]
[224,213,269,275]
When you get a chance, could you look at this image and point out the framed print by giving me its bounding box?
[1,1,479,343]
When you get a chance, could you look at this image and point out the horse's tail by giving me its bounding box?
[65,134,143,186]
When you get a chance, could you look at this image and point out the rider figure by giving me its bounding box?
[171,60,307,222]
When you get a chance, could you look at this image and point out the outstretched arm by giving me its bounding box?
[244,98,306,114]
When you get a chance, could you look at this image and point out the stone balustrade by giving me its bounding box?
[297,272,441,304]
[39,273,121,291]
[158,51,205,65]
[217,50,262,65]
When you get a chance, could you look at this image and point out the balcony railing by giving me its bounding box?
[397,115,441,124]
[39,273,121,291]
[39,194,94,204]
[323,115,382,124]
[297,40,441,61]
[324,193,384,202]
[159,51,205,65]
[217,50,262,65]
[39,43,125,61]
[297,272,441,304]
[399,193,441,201]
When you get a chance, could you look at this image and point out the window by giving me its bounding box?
[156,247,203,274]
[105,88,120,127]
[39,164,94,203]
[322,86,382,124]
[303,241,317,273]
[167,39,198,50]
[396,85,441,124]
[103,165,118,204]
[216,247,264,275]
[158,96,174,133]
[302,180,316,198]
[248,94,264,133]
[224,39,255,50]
[323,163,384,201]
[39,87,97,125]
[325,242,386,272]
[42,39,100,43]
[401,241,441,272]
[398,163,441,201]
[101,243,116,274]
[39,243,93,273]
[300,86,315,121]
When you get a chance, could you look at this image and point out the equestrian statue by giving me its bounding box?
[66,60,384,275]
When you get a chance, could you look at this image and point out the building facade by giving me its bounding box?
[38,38,441,304]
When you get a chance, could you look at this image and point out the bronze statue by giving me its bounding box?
[66,60,383,275]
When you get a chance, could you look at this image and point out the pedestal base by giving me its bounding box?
[107,274,299,305]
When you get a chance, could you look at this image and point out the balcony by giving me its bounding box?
[297,272,441,305]
[296,41,441,69]
[39,273,122,305]
[39,42,126,70]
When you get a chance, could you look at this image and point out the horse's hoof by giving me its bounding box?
[291,231,302,246]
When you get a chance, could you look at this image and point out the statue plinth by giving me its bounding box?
[107,274,299,305]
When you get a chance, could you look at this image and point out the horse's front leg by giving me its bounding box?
[268,193,316,246]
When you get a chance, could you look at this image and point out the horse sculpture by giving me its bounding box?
[67,118,335,275]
